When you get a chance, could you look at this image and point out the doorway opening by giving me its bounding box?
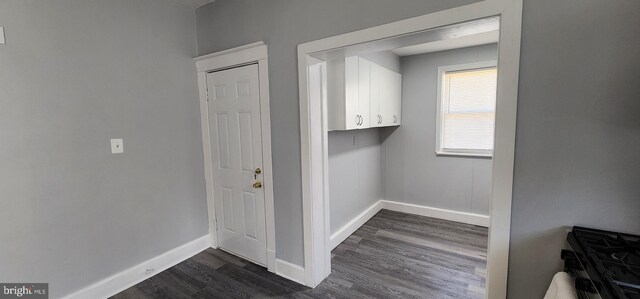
[298,1,522,298]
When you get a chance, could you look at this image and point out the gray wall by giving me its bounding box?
[384,44,497,216]
[194,0,640,297]
[0,1,207,298]
[195,0,481,266]
[329,129,383,234]
[508,0,640,298]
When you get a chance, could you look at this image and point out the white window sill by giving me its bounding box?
[435,151,493,159]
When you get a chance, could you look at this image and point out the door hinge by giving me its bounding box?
[205,87,210,102]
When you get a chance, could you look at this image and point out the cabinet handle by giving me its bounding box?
[355,115,360,126]
[379,115,383,124]
[359,115,363,126]
[393,115,398,124]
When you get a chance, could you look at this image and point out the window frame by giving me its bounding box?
[435,60,498,158]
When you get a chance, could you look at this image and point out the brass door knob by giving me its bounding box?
[253,181,263,189]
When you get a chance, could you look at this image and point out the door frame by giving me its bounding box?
[195,41,276,272]
[297,0,523,298]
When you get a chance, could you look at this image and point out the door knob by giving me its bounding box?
[253,181,263,189]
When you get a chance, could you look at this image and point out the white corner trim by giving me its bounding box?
[63,235,212,299]
[329,200,383,250]
[267,249,277,273]
[275,259,307,286]
[382,200,490,227]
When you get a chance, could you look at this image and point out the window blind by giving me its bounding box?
[441,67,497,154]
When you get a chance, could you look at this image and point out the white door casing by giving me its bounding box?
[207,64,267,266]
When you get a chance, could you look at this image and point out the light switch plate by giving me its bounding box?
[111,138,124,154]
[0,27,5,45]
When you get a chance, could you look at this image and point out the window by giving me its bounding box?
[436,61,497,157]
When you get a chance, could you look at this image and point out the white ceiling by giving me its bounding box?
[174,0,215,9]
[391,31,499,57]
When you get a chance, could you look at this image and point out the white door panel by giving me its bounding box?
[369,63,382,127]
[379,67,392,126]
[207,64,267,266]
[344,56,360,130]
[357,57,370,127]
[392,72,402,125]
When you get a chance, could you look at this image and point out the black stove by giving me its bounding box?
[566,226,640,299]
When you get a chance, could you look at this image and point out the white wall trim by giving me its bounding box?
[194,41,265,63]
[63,235,211,299]
[297,0,522,297]
[382,200,490,227]
[329,200,383,250]
[194,41,277,273]
[275,259,307,286]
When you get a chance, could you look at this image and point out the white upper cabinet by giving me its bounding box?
[369,63,382,127]
[328,56,401,131]
[327,56,367,130]
[371,63,402,127]
[389,71,402,126]
[358,58,371,128]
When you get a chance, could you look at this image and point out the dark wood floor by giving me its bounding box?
[112,209,488,299]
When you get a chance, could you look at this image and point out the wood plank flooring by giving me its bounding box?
[112,209,488,299]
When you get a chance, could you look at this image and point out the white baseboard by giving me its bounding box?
[329,200,383,250]
[62,200,486,298]
[63,235,212,299]
[275,259,306,286]
[382,200,490,227]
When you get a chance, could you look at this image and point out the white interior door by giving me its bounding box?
[207,64,267,266]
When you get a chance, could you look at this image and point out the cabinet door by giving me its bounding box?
[344,56,360,130]
[391,72,402,126]
[369,63,382,127]
[358,58,370,128]
[379,67,394,126]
